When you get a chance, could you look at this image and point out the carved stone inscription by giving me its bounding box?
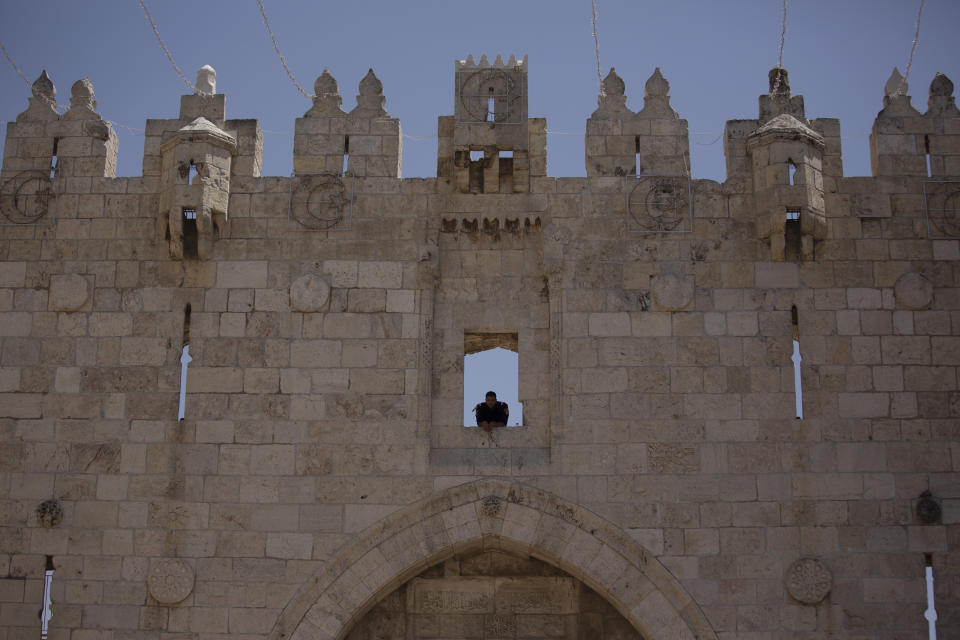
[409,577,577,615]
[411,578,493,614]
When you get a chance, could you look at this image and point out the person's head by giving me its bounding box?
[485,391,497,406]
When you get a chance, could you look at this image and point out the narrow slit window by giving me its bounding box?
[178,303,193,422]
[785,209,802,261]
[50,138,59,180]
[343,135,350,176]
[188,161,199,184]
[635,136,642,176]
[791,305,803,420]
[487,95,495,122]
[924,135,932,177]
[788,160,797,185]
[182,208,198,258]
[924,553,938,638]
[463,331,522,427]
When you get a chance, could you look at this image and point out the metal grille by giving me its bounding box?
[625,174,693,233]
[922,180,960,239]
[287,172,353,231]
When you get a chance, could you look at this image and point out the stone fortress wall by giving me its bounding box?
[0,54,958,639]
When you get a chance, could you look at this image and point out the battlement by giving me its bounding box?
[1,55,959,640]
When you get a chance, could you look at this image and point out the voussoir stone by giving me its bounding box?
[651,273,693,311]
[894,272,933,310]
[49,274,90,311]
[290,274,331,312]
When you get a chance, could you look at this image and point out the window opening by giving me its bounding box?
[463,332,522,427]
[924,135,932,177]
[487,90,495,122]
[791,305,803,419]
[188,161,199,184]
[178,304,193,421]
[785,208,802,261]
[635,136,642,175]
[182,208,198,258]
[40,555,54,640]
[50,138,59,180]
[924,553,938,640]
[499,150,514,193]
[468,150,484,192]
[343,135,350,176]
[788,159,797,185]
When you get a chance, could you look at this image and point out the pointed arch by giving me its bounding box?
[269,479,716,640]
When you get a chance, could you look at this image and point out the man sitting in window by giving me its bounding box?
[474,391,509,432]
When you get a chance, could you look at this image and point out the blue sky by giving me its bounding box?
[2,1,958,182]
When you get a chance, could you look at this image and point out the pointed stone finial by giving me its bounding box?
[32,70,55,104]
[466,54,476,67]
[63,77,102,120]
[507,54,517,66]
[522,55,528,66]
[637,67,677,119]
[879,66,920,117]
[305,68,346,118]
[768,67,790,96]
[195,65,216,95]
[349,68,388,118]
[930,72,954,98]
[494,55,504,67]
[885,67,905,98]
[70,78,96,110]
[17,70,59,122]
[927,72,959,117]
[479,54,490,67]
[603,67,625,97]
[645,67,669,98]
[591,67,630,119]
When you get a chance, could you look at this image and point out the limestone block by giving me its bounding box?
[216,262,268,289]
[49,273,92,311]
[147,558,194,604]
[357,262,402,288]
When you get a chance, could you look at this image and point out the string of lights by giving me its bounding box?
[899,0,926,95]
[590,0,604,97]
[137,0,206,96]
[255,0,314,100]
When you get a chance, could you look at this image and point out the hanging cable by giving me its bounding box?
[777,0,787,69]
[590,0,604,97]
[255,0,313,99]
[1,40,32,87]
[899,0,925,95]
[3,39,142,132]
[138,0,206,95]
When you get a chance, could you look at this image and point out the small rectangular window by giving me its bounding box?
[182,208,198,258]
[785,209,801,261]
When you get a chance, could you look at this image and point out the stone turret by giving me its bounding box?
[747,67,826,261]
[437,55,543,193]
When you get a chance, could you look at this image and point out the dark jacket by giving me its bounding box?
[475,401,509,426]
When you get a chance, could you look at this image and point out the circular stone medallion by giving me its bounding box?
[289,274,330,312]
[49,273,90,311]
[894,272,934,310]
[785,557,832,604]
[148,559,194,604]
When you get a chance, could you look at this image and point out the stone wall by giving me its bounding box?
[0,60,958,639]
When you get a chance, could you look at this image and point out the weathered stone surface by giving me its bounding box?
[147,558,194,604]
[894,271,934,310]
[289,274,331,312]
[49,274,91,311]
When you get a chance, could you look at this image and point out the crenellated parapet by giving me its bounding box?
[293,68,402,178]
[585,67,689,178]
